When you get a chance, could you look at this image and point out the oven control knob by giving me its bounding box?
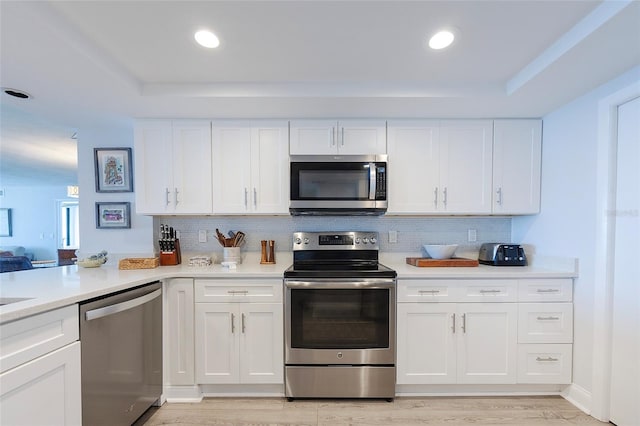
[337,352,343,359]
[303,238,310,244]
[294,238,302,245]
[355,238,361,244]
[370,236,377,244]
[363,237,369,244]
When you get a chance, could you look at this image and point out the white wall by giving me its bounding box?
[77,123,154,260]
[0,185,71,260]
[512,65,640,407]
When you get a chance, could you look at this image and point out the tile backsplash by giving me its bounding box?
[154,216,511,255]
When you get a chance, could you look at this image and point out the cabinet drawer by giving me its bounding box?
[0,305,79,374]
[517,344,572,384]
[518,279,573,302]
[195,279,282,303]
[457,280,518,302]
[518,303,573,343]
[397,280,456,302]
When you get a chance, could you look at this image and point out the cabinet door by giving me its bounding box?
[167,279,195,385]
[289,119,337,155]
[457,303,518,384]
[195,304,239,384]
[339,119,387,155]
[439,120,493,213]
[493,119,542,214]
[250,122,290,214]
[239,303,283,384]
[0,342,81,426]
[212,122,252,213]
[397,303,457,384]
[134,120,173,214]
[172,120,212,213]
[387,120,440,214]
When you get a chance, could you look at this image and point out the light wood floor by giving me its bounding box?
[137,396,608,426]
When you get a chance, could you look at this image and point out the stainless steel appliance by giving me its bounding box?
[80,282,162,425]
[289,155,388,215]
[478,243,527,266]
[284,231,397,400]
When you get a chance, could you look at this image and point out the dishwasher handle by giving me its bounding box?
[85,288,162,321]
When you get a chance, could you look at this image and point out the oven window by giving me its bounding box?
[291,162,372,200]
[290,288,389,349]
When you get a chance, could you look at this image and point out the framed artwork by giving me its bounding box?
[0,208,12,236]
[95,202,131,229]
[94,148,133,192]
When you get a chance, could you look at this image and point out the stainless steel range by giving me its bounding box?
[283,231,397,400]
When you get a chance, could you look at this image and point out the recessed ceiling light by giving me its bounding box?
[2,88,30,99]
[428,30,455,50]
[194,30,220,48]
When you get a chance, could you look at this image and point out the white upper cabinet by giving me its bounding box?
[439,120,493,214]
[387,119,493,214]
[134,120,212,214]
[212,120,289,214]
[387,120,440,214]
[290,119,386,155]
[492,119,542,214]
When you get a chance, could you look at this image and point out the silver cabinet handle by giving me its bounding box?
[244,188,248,209]
[537,289,560,293]
[443,187,448,207]
[434,187,438,207]
[479,289,502,294]
[537,316,560,321]
[241,313,246,333]
[536,356,559,362]
[253,187,257,208]
[418,290,440,294]
[85,289,162,321]
[452,313,456,334]
[462,313,466,333]
[165,188,171,206]
[174,187,179,205]
[231,313,235,333]
[227,290,249,295]
[331,127,336,146]
[496,187,503,205]
[341,127,345,146]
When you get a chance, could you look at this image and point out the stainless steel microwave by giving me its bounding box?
[289,155,388,215]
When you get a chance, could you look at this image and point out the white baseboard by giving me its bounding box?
[561,383,592,415]
[164,385,203,402]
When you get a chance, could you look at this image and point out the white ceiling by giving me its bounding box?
[1,0,639,186]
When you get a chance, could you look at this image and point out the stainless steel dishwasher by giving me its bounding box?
[80,281,162,426]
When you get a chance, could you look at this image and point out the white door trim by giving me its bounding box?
[590,81,640,421]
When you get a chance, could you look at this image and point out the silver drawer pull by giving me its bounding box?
[227,290,249,295]
[536,356,559,362]
[537,289,560,293]
[479,289,502,294]
[537,316,560,321]
[419,290,440,294]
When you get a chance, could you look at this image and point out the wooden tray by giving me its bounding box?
[406,257,479,267]
[119,257,160,270]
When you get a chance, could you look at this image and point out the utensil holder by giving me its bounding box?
[223,247,241,264]
[160,239,181,266]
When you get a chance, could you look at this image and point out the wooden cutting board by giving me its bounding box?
[406,257,479,267]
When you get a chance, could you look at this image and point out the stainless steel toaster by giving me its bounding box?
[478,243,527,266]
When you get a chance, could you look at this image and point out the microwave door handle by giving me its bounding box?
[369,163,376,200]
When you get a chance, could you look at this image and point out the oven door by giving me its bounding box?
[284,278,396,365]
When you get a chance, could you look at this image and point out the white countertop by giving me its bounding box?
[0,252,577,325]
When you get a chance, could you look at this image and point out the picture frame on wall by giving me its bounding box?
[95,202,131,229]
[94,147,133,192]
[0,208,12,237]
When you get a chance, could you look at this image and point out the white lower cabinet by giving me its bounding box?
[0,305,81,425]
[397,278,573,387]
[166,278,195,385]
[194,279,283,385]
[397,302,517,385]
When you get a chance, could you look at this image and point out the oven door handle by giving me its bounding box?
[284,279,395,289]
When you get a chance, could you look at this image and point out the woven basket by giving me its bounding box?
[118,257,160,270]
